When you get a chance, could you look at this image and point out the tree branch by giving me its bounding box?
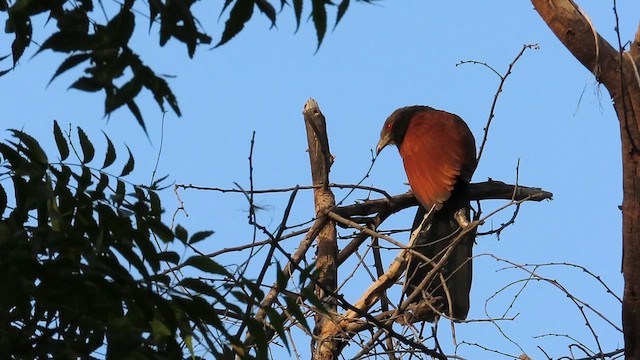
[531,1,640,357]
[303,99,339,360]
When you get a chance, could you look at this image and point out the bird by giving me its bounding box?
[376,105,477,321]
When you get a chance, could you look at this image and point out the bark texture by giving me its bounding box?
[303,99,339,360]
[531,1,640,357]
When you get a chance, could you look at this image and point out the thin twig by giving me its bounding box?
[458,44,539,165]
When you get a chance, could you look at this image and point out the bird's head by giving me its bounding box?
[376,106,434,155]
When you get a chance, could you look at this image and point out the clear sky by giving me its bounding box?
[2,1,639,358]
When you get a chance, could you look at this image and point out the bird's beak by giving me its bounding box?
[376,133,392,155]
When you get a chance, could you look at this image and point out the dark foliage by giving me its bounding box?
[1,0,361,129]
[0,123,280,359]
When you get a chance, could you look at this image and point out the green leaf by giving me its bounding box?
[175,224,188,243]
[301,286,328,315]
[184,334,195,359]
[311,0,328,50]
[188,230,214,245]
[217,0,254,47]
[53,120,69,160]
[77,127,95,163]
[264,307,289,351]
[184,256,230,276]
[102,132,116,169]
[276,262,287,291]
[120,146,135,176]
[150,318,172,342]
[283,294,310,332]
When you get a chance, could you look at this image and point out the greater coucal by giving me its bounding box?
[376,105,477,320]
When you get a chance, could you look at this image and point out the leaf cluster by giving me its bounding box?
[1,0,363,129]
[0,123,279,359]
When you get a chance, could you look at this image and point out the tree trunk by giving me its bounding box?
[531,1,640,357]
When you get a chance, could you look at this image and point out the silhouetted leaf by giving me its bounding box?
[69,76,102,92]
[76,165,93,193]
[311,0,328,50]
[120,146,134,176]
[217,0,254,47]
[56,8,90,33]
[134,231,160,272]
[53,120,69,160]
[148,218,174,243]
[157,251,180,264]
[102,132,116,169]
[184,256,230,276]
[150,174,170,190]
[10,14,32,65]
[10,129,47,166]
[94,173,109,198]
[148,0,161,27]
[188,230,214,245]
[113,180,126,206]
[106,78,142,114]
[149,190,161,217]
[48,54,91,85]
[126,100,146,132]
[106,7,135,46]
[276,262,286,291]
[77,127,94,163]
[175,224,188,243]
[114,241,150,280]
[37,31,93,54]
[178,278,220,297]
[292,0,303,31]
[0,184,6,215]
[335,0,349,28]
[255,0,276,27]
[220,0,234,15]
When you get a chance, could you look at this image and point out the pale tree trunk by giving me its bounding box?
[531,1,640,358]
[303,99,339,360]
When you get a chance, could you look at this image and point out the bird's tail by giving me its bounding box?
[406,190,474,321]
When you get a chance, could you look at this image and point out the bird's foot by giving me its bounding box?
[454,209,470,228]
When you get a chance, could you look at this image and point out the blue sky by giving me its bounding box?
[2,0,639,358]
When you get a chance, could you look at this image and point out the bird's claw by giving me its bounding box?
[454,209,470,228]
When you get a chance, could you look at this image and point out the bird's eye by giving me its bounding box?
[386,123,393,130]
